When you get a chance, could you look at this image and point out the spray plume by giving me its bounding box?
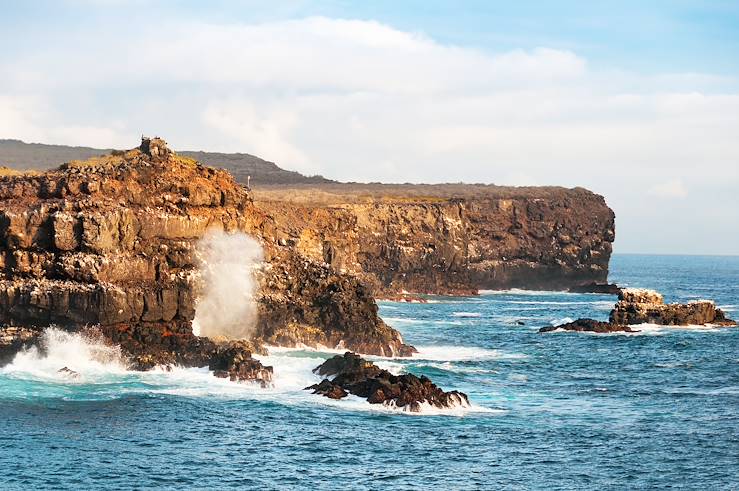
[192,230,263,340]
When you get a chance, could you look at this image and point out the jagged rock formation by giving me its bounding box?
[0,138,411,373]
[540,288,735,333]
[209,341,273,385]
[255,185,615,294]
[306,351,469,412]
[255,249,415,356]
[609,288,735,326]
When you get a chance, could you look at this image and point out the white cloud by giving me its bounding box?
[0,16,737,252]
[648,179,688,198]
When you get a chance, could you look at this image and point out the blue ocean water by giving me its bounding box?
[1,254,737,490]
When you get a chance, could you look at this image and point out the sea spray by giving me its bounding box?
[3,328,128,380]
[192,230,263,339]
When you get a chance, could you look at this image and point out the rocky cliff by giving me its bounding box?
[255,184,615,294]
[0,138,412,368]
[2,139,617,294]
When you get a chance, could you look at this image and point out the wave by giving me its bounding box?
[479,288,580,296]
[0,331,496,417]
[410,345,527,362]
[546,323,728,337]
[1,328,129,383]
[504,300,615,307]
[452,312,482,318]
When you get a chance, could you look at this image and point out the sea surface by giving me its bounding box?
[1,254,738,490]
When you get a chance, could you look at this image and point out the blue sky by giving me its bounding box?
[1,1,738,254]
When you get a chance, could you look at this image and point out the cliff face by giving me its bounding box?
[255,186,615,294]
[0,139,411,363]
[1,139,617,294]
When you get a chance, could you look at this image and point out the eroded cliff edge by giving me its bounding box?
[254,184,615,295]
[0,139,412,365]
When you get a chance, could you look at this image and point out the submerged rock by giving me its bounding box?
[306,351,469,412]
[57,366,80,378]
[539,318,636,333]
[568,282,621,295]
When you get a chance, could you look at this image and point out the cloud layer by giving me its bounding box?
[1,16,737,253]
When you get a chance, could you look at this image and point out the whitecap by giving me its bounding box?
[451,312,482,318]
[478,288,579,296]
[408,345,527,362]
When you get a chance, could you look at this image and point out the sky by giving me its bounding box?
[1,0,737,254]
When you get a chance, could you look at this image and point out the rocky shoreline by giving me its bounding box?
[0,136,627,408]
[0,137,414,383]
[540,288,735,333]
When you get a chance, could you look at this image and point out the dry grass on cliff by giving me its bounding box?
[0,166,37,177]
[252,182,595,205]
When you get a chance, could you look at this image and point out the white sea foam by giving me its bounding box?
[506,300,614,306]
[381,317,425,325]
[550,317,575,326]
[410,345,527,362]
[1,328,129,383]
[479,288,579,296]
[1,332,490,416]
[452,312,482,318]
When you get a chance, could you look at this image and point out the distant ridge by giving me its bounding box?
[0,139,333,186]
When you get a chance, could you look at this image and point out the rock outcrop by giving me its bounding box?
[540,288,735,333]
[609,288,735,326]
[567,282,621,294]
[255,184,615,295]
[539,318,636,333]
[306,351,469,412]
[0,137,412,372]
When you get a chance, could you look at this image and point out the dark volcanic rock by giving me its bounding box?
[306,378,347,399]
[256,249,416,357]
[539,318,636,333]
[209,341,273,385]
[568,282,621,294]
[307,352,469,412]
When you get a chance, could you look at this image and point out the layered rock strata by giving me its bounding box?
[255,185,615,295]
[0,138,412,374]
[306,351,469,412]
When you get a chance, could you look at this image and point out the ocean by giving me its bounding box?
[1,254,737,489]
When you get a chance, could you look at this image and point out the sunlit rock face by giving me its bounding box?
[0,137,412,368]
[256,185,615,295]
[609,288,735,327]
